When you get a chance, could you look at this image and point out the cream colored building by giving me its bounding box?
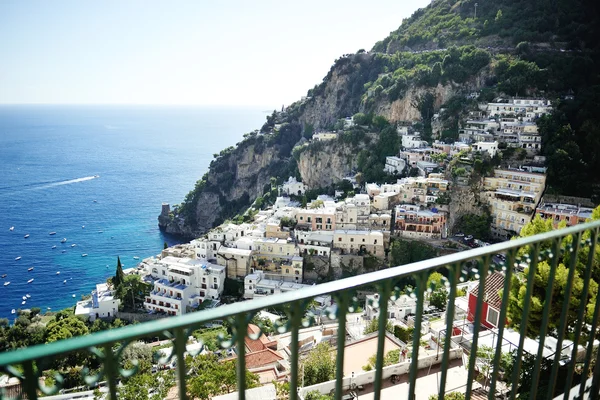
[333,230,385,258]
[217,247,252,279]
[251,238,303,282]
[296,207,336,231]
[484,169,546,239]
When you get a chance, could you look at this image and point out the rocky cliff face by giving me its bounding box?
[297,139,369,188]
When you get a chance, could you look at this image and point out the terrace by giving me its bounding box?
[1,220,600,400]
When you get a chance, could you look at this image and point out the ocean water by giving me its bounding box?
[0,105,268,319]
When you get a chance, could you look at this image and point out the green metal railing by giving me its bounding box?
[1,220,600,400]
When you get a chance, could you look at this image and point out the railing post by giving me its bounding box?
[174,327,188,400]
[438,262,460,399]
[547,232,582,400]
[509,243,540,400]
[22,360,38,400]
[563,232,597,399]
[465,256,490,400]
[288,302,303,400]
[103,343,119,400]
[408,272,427,400]
[529,238,561,400]
[488,248,515,399]
[234,314,248,400]
[334,292,350,400]
[373,280,392,400]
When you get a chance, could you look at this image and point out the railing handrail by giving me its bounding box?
[1,219,599,367]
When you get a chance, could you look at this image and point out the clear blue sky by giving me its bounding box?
[0,0,429,107]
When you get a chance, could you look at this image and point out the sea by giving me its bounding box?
[0,105,269,320]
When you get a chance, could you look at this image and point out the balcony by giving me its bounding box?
[1,220,600,400]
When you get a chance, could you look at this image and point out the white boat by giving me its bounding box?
[63,280,67,284]
[49,232,56,235]
[26,294,31,298]
[93,200,97,203]
[27,267,33,271]
[56,271,60,275]
[82,225,85,229]
[61,238,67,243]
[21,301,25,305]
[52,245,56,249]
[71,244,76,247]
[27,278,34,283]
[11,309,15,314]
[94,175,100,178]
[3,282,10,286]
[15,256,21,261]
[24,234,29,238]
[62,250,66,253]
[22,296,27,300]
[9,226,14,231]
[81,253,88,257]
[1,274,6,278]
[72,294,76,298]
[133,256,140,260]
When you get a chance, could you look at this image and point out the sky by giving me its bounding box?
[0,0,430,107]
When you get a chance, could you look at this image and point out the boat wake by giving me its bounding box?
[0,176,100,192]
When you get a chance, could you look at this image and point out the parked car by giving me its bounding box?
[455,233,465,237]
[466,235,474,240]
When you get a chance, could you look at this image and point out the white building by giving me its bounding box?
[333,230,385,258]
[295,231,333,256]
[280,177,306,196]
[471,141,499,157]
[190,238,222,262]
[365,293,417,321]
[402,133,427,149]
[244,271,332,305]
[143,256,226,316]
[75,283,121,321]
[313,132,338,141]
[384,156,406,175]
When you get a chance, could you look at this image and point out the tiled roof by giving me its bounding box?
[470,272,505,309]
[244,349,283,369]
[245,324,277,353]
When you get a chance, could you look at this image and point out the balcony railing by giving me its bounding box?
[1,220,600,400]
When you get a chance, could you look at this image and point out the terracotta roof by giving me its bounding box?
[470,272,505,309]
[245,324,277,353]
[244,349,283,369]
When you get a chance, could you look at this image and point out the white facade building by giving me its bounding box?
[280,177,306,196]
[365,293,417,321]
[143,256,226,316]
[402,133,427,149]
[471,141,499,157]
[384,156,406,175]
[75,283,121,321]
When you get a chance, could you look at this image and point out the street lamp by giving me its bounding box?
[474,2,478,19]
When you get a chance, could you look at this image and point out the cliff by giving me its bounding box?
[160,0,600,236]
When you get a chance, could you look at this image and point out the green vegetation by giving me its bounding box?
[507,207,600,338]
[186,354,259,400]
[364,316,393,335]
[301,342,336,386]
[390,238,439,266]
[362,349,402,371]
[453,212,492,240]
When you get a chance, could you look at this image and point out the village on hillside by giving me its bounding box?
[68,97,598,399]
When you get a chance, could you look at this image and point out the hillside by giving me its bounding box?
[160,0,600,238]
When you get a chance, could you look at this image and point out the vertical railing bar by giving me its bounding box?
[580,230,600,398]
[288,302,302,400]
[174,327,188,400]
[374,281,391,400]
[530,237,562,400]
[235,315,247,400]
[547,232,582,400]
[408,273,426,400]
[465,256,490,400]
[488,248,515,399]
[589,336,600,400]
[509,243,540,400]
[103,344,118,400]
[563,231,596,399]
[438,263,459,399]
[22,361,38,400]
[334,294,349,400]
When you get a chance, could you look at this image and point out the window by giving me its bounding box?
[350,238,354,242]
[286,269,289,274]
[362,238,365,242]
[338,237,342,242]
[374,240,378,244]
[486,307,500,327]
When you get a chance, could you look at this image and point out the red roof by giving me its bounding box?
[470,272,505,309]
[244,348,283,369]
[245,324,277,353]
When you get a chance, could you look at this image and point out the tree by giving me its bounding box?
[363,349,401,371]
[393,325,414,343]
[430,289,448,310]
[302,342,336,386]
[429,393,465,400]
[163,241,168,250]
[364,317,393,335]
[305,391,333,400]
[45,316,89,343]
[506,211,600,338]
[118,370,175,400]
[426,272,444,291]
[187,354,259,400]
[113,256,125,288]
[121,342,153,373]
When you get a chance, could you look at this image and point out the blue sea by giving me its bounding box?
[0,105,268,320]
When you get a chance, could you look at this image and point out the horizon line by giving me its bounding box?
[0,102,281,109]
